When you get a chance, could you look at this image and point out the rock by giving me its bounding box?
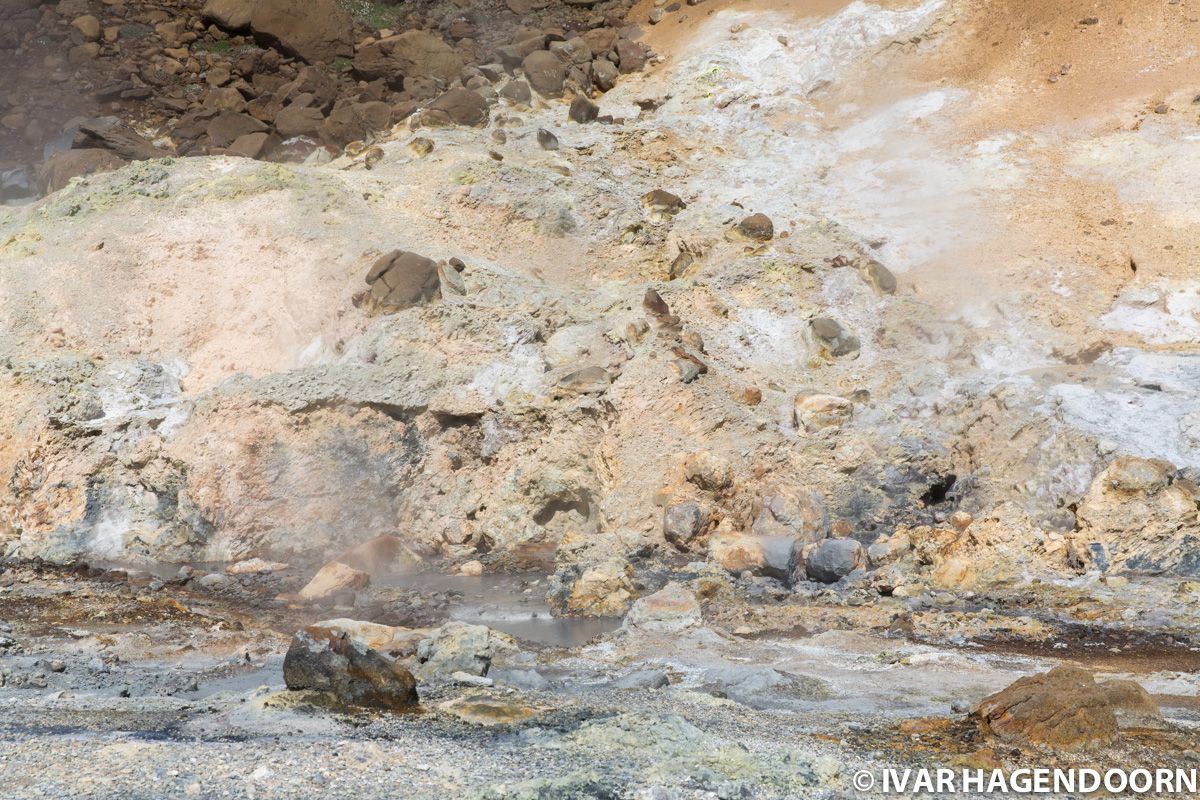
[568,96,599,123]
[71,14,100,41]
[735,213,774,241]
[320,100,392,147]
[422,88,489,127]
[751,487,829,543]
[499,80,532,104]
[37,148,125,194]
[310,618,423,653]
[622,582,700,632]
[592,58,618,91]
[536,128,559,150]
[490,666,550,690]
[683,451,732,492]
[859,258,897,294]
[226,557,289,575]
[550,37,592,66]
[226,131,273,159]
[283,625,417,710]
[612,669,669,689]
[298,561,370,602]
[867,531,911,565]
[800,538,865,584]
[809,317,859,358]
[615,39,645,74]
[204,87,247,113]
[972,667,1161,751]
[663,501,706,549]
[793,392,853,433]
[74,118,173,160]
[250,0,353,64]
[708,533,798,581]
[438,696,538,726]
[197,573,231,590]
[202,0,252,31]
[523,50,566,97]
[274,105,325,138]
[1076,456,1198,576]
[549,533,638,617]
[459,559,484,576]
[206,112,268,148]
[354,31,462,87]
[450,671,493,687]
[641,189,685,221]
[407,137,434,157]
[555,366,612,396]
[365,250,441,312]
[415,621,517,680]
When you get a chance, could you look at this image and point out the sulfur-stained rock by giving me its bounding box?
[415,621,518,680]
[808,317,859,358]
[793,392,853,433]
[283,624,417,710]
[972,667,1162,751]
[663,501,706,549]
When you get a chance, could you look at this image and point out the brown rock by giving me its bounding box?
[352,30,463,87]
[283,624,417,710]
[298,561,371,602]
[523,50,565,97]
[972,667,1161,751]
[227,131,272,158]
[568,95,598,123]
[708,533,798,580]
[365,250,441,312]
[205,111,267,147]
[274,104,325,137]
[74,118,174,161]
[615,38,645,74]
[736,212,774,241]
[499,80,532,105]
[422,88,489,127]
[37,148,125,194]
[201,0,252,31]
[71,14,100,41]
[320,100,392,147]
[592,57,618,91]
[203,86,247,113]
[250,0,353,64]
[793,392,853,433]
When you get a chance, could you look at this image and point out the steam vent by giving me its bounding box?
[1,0,1199,796]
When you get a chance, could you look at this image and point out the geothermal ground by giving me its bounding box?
[1,0,1199,797]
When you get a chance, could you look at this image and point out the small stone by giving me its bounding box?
[640,189,686,220]
[537,128,559,150]
[364,250,441,312]
[568,96,599,123]
[459,560,484,576]
[736,213,774,241]
[407,137,434,157]
[809,317,860,358]
[555,366,613,395]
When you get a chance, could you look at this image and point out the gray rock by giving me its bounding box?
[663,501,705,548]
[613,669,670,690]
[415,621,518,680]
[523,50,566,97]
[283,625,418,710]
[804,538,866,584]
[809,317,859,358]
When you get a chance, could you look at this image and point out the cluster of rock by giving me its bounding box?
[0,0,651,199]
[282,617,519,710]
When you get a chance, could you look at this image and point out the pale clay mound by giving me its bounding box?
[0,0,1197,593]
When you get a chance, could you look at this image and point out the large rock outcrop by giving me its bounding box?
[249,0,354,64]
